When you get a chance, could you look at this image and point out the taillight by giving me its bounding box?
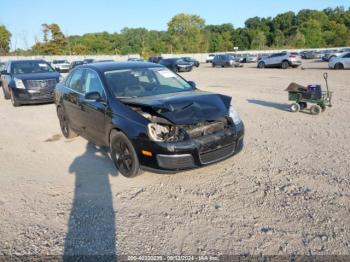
[289,55,297,58]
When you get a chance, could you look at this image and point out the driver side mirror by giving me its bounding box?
[188,81,196,88]
[85,91,103,102]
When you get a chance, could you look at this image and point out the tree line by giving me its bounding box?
[1,6,350,56]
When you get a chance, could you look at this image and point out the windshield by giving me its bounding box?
[11,61,55,74]
[105,67,194,98]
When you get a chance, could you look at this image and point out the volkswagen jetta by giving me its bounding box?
[54,62,244,177]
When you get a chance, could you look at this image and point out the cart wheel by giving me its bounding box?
[290,103,300,113]
[310,105,321,115]
[298,102,307,110]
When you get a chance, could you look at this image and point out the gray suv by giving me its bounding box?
[257,52,302,69]
[212,54,241,68]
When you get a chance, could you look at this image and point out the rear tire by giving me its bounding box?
[110,131,141,178]
[57,107,78,139]
[334,63,344,70]
[310,105,321,115]
[258,62,265,69]
[2,86,10,100]
[212,63,216,67]
[281,61,289,69]
[290,103,300,113]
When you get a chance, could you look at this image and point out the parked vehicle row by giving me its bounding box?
[147,56,200,73]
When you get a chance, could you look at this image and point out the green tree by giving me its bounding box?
[250,30,267,50]
[273,29,285,47]
[206,24,234,52]
[167,13,207,53]
[299,19,325,47]
[32,23,67,54]
[0,25,12,55]
[287,31,306,48]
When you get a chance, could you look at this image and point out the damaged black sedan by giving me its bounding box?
[54,62,244,177]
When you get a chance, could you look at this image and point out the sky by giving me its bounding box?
[1,0,349,50]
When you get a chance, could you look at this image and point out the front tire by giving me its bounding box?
[10,90,20,107]
[258,62,265,69]
[57,107,78,139]
[110,131,141,178]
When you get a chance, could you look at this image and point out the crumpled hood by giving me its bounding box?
[13,72,60,81]
[121,90,232,125]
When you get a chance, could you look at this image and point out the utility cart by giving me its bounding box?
[286,73,332,115]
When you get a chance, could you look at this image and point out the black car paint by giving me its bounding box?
[55,62,244,172]
[1,60,61,104]
[182,57,200,67]
[121,90,231,125]
[70,61,84,70]
[159,58,193,72]
[148,56,163,63]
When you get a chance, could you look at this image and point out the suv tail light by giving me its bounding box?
[289,55,297,58]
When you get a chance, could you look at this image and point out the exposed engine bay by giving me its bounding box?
[129,105,232,142]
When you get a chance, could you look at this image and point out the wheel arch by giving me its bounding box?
[335,62,344,69]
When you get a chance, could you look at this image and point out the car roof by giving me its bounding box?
[9,59,47,63]
[78,61,163,72]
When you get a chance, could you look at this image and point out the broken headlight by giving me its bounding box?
[229,106,242,125]
[147,123,179,142]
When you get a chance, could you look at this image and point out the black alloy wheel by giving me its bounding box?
[110,131,140,178]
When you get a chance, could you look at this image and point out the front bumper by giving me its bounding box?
[11,88,54,104]
[177,65,192,72]
[134,123,244,172]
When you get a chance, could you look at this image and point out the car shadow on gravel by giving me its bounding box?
[64,143,118,260]
[247,99,290,111]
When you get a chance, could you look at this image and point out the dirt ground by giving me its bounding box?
[0,60,349,257]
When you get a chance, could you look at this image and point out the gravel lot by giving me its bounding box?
[0,60,349,257]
